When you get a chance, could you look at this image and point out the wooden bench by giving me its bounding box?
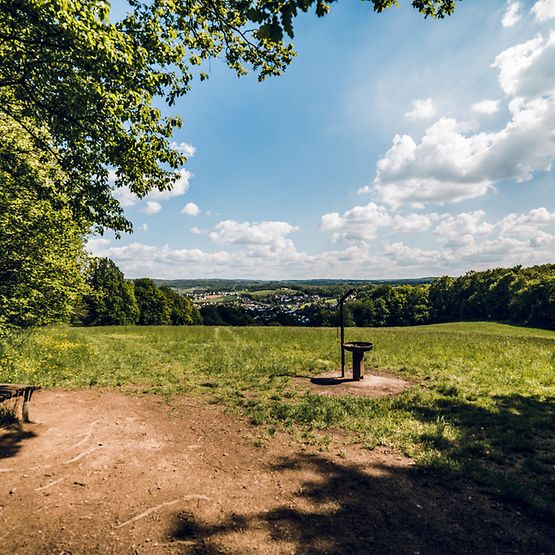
[0,384,40,422]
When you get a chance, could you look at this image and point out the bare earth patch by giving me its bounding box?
[300,369,410,398]
[1,390,553,554]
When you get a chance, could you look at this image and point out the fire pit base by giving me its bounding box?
[307,371,409,398]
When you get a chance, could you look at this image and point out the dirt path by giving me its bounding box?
[0,390,553,554]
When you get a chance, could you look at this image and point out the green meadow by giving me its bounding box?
[1,322,554,515]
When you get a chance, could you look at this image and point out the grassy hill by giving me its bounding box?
[2,322,554,516]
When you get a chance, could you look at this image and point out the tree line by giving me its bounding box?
[427,264,555,327]
[1,253,553,334]
[65,259,555,329]
[78,258,201,327]
[192,264,555,329]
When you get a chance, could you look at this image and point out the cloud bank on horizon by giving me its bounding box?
[92,0,555,279]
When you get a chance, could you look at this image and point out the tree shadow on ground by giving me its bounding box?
[0,420,36,460]
[407,392,555,515]
[167,392,554,554]
[169,451,554,554]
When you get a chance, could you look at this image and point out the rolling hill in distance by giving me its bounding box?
[152,277,435,291]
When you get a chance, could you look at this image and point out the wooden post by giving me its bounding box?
[22,388,33,423]
[22,401,30,423]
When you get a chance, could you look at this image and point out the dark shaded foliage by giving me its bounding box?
[428,265,555,328]
[134,278,171,326]
[82,258,139,326]
[160,286,202,325]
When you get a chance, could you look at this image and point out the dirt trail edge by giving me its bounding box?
[0,389,552,554]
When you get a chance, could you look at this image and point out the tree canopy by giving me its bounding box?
[160,286,202,325]
[82,257,140,326]
[134,278,171,325]
[0,119,87,335]
[1,0,461,232]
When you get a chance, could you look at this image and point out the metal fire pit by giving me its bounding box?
[338,289,374,381]
[342,341,373,381]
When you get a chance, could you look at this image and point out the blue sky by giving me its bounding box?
[90,0,555,279]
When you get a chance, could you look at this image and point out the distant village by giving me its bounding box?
[187,288,334,325]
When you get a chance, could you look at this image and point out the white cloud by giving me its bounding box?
[86,239,305,279]
[90,241,232,269]
[457,234,555,267]
[471,99,500,115]
[488,95,555,182]
[86,237,396,280]
[357,185,371,195]
[181,202,200,216]
[374,120,494,206]
[392,213,433,232]
[170,142,196,158]
[532,0,555,22]
[383,242,440,267]
[530,230,555,247]
[502,1,522,27]
[405,98,436,121]
[435,211,494,247]
[320,202,434,240]
[526,206,555,223]
[86,203,555,279]
[382,230,555,273]
[147,169,192,201]
[109,170,138,208]
[112,168,193,208]
[497,207,555,235]
[492,34,549,97]
[138,223,149,232]
[208,220,299,248]
[86,237,112,253]
[140,201,162,215]
[320,202,393,241]
[374,30,555,207]
[113,186,138,207]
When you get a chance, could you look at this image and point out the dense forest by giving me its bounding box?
[69,259,555,330]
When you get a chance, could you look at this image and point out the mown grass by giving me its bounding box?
[1,322,554,516]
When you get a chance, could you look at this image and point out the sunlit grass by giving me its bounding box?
[1,322,554,515]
